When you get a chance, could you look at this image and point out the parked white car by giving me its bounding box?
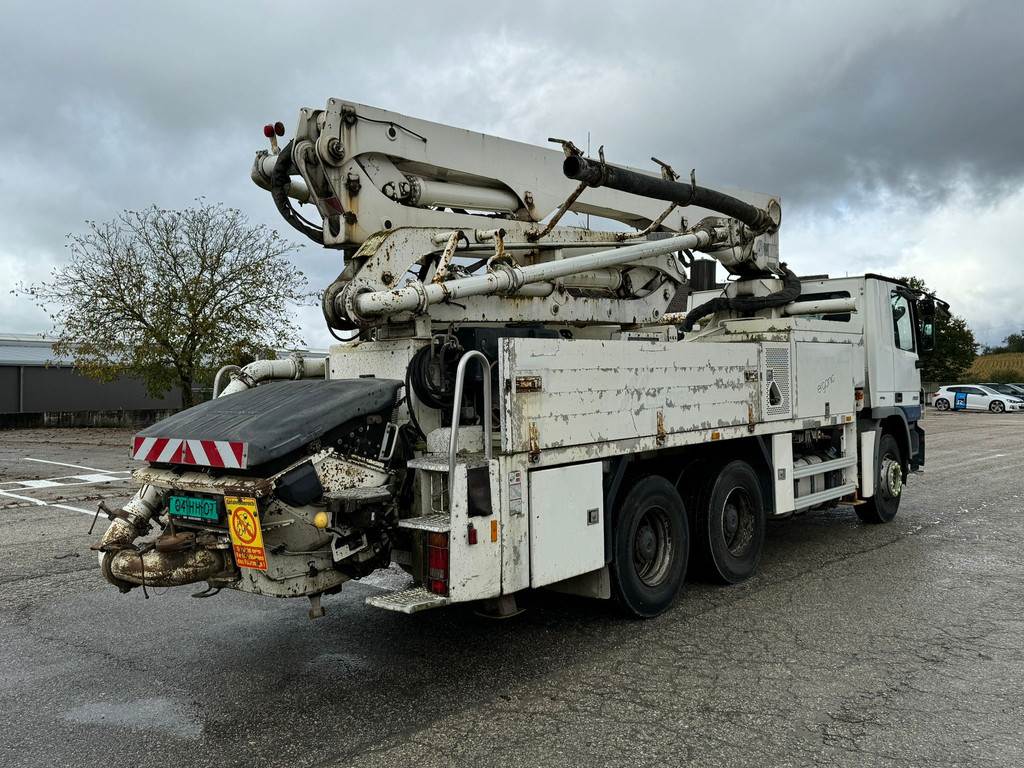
[933,384,1024,413]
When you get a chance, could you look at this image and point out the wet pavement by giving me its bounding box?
[1,412,1022,767]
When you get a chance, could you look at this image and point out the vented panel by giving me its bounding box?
[764,346,791,417]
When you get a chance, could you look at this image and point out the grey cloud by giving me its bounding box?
[1,0,1022,344]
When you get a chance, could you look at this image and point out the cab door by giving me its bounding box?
[889,291,921,411]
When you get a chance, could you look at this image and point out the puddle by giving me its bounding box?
[63,696,202,738]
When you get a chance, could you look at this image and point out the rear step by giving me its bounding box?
[365,586,450,613]
[397,514,450,533]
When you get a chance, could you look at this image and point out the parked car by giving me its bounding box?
[993,383,1024,398]
[979,382,1024,398]
[933,384,1024,413]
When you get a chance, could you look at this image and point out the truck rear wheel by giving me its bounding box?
[694,460,766,584]
[610,475,689,618]
[857,433,902,524]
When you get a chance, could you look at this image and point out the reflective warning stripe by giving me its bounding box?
[131,436,247,469]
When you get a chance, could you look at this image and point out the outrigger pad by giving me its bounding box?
[133,378,402,469]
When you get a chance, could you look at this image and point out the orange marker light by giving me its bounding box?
[490,519,498,543]
[711,431,721,441]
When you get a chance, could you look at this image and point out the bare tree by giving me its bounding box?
[20,201,308,408]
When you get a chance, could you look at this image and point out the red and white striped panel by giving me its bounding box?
[131,436,248,469]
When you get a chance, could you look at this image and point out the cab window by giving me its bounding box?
[891,293,915,352]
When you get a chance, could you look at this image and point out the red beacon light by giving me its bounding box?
[262,122,285,154]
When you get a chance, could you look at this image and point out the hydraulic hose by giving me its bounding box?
[563,156,780,234]
[682,265,802,333]
[271,140,324,244]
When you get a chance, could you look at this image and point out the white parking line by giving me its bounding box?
[0,489,95,516]
[22,457,121,474]
[0,472,130,491]
[1,459,131,517]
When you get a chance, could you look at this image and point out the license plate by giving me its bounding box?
[168,495,220,522]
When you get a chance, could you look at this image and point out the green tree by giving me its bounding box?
[20,201,308,407]
[901,276,978,383]
[987,331,1024,354]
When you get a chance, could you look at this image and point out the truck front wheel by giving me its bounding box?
[857,433,903,524]
[610,475,689,618]
[694,460,766,584]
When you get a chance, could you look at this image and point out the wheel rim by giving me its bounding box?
[721,487,755,556]
[632,505,673,587]
[879,453,903,498]
[993,402,1004,412]
[936,400,948,410]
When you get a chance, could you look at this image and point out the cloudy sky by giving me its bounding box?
[2,0,1022,347]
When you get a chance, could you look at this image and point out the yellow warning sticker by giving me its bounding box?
[225,495,267,571]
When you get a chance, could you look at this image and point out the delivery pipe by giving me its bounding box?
[563,156,780,234]
[345,231,710,321]
[251,152,311,204]
[219,356,328,397]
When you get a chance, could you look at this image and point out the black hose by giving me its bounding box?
[271,140,324,245]
[407,344,459,411]
[681,265,802,333]
[563,156,779,233]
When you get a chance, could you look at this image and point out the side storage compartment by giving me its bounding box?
[793,342,855,419]
[528,462,605,588]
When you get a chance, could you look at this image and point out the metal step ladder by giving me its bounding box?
[365,350,493,614]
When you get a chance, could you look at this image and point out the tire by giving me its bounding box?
[990,400,1005,413]
[693,460,766,584]
[934,398,950,411]
[857,433,903,524]
[609,475,689,618]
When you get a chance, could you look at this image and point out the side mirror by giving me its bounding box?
[917,298,936,353]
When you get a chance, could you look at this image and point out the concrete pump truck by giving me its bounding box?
[93,100,943,618]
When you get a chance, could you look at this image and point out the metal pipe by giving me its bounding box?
[220,356,328,396]
[563,156,780,233]
[212,365,242,398]
[782,298,858,316]
[448,351,493,498]
[251,152,311,204]
[348,231,708,321]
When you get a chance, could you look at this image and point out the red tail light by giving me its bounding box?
[427,531,449,596]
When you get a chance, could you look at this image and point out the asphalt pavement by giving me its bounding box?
[1,412,1022,768]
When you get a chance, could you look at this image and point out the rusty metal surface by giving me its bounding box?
[132,467,275,497]
[109,547,231,588]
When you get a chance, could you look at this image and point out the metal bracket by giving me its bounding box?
[547,137,584,158]
[527,182,587,241]
[528,423,541,463]
[651,156,680,182]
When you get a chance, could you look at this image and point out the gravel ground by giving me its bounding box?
[0,411,1021,768]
